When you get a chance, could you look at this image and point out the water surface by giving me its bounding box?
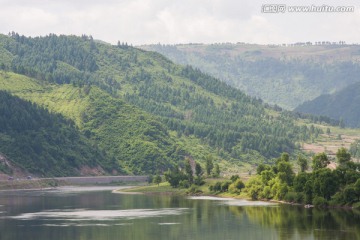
[0,186,359,240]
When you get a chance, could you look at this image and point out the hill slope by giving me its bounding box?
[141,43,360,109]
[0,71,180,175]
[295,81,360,128]
[0,33,324,175]
[0,89,113,177]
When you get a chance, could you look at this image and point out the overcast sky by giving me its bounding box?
[1,0,359,45]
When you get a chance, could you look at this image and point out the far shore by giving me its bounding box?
[113,183,357,210]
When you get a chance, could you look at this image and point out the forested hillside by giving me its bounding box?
[296,82,360,128]
[0,33,324,175]
[141,43,360,110]
[0,90,113,176]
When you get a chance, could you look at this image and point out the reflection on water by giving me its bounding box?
[10,208,188,221]
[0,187,359,240]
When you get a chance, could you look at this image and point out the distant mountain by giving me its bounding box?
[0,33,323,175]
[141,43,360,110]
[295,81,360,128]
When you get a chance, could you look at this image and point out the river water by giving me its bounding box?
[0,186,359,240]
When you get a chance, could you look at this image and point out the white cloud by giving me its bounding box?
[0,0,359,45]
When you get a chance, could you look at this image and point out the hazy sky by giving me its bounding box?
[1,0,359,45]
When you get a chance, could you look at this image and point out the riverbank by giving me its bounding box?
[115,182,360,210]
[114,181,249,199]
[0,176,148,191]
[0,178,66,190]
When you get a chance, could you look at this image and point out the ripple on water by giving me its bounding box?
[10,208,189,221]
[158,222,181,225]
[188,196,277,206]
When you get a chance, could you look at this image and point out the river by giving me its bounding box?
[0,186,359,240]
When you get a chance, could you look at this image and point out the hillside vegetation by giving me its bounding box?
[0,33,328,176]
[141,43,360,110]
[296,82,360,128]
[0,90,112,176]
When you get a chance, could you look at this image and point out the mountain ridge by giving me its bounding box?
[140,43,360,110]
[295,81,360,128]
[0,33,326,176]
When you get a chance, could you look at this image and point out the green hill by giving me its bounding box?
[141,43,360,110]
[295,81,360,128]
[0,33,324,175]
[0,89,114,177]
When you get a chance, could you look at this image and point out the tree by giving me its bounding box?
[326,128,331,135]
[205,155,214,176]
[312,152,330,170]
[213,163,220,177]
[256,163,270,175]
[194,162,205,185]
[281,152,290,162]
[297,155,308,172]
[185,158,193,184]
[230,174,240,182]
[164,166,187,188]
[153,174,162,186]
[336,147,351,166]
[312,168,338,200]
[355,179,360,201]
[293,172,309,192]
[195,162,203,177]
[277,158,294,185]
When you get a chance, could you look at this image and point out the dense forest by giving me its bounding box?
[0,33,329,175]
[296,81,360,128]
[0,90,114,176]
[142,43,360,110]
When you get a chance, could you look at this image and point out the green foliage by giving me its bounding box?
[153,174,162,186]
[187,184,202,194]
[243,151,359,206]
[0,90,112,176]
[0,33,322,173]
[245,176,263,200]
[164,167,187,188]
[256,163,270,175]
[143,43,360,111]
[179,180,190,189]
[230,174,240,182]
[312,168,338,200]
[297,155,308,172]
[194,162,204,185]
[349,140,360,158]
[312,153,330,171]
[312,196,328,207]
[205,155,214,176]
[228,179,245,194]
[213,163,220,177]
[185,158,193,184]
[296,82,360,128]
[293,172,309,192]
[336,147,351,166]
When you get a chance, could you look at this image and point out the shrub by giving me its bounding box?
[313,196,328,207]
[261,186,272,199]
[221,181,231,192]
[230,175,240,182]
[187,184,203,195]
[284,192,303,203]
[229,179,245,194]
[179,180,190,188]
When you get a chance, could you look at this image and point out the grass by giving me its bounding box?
[119,178,250,199]
[119,182,187,195]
